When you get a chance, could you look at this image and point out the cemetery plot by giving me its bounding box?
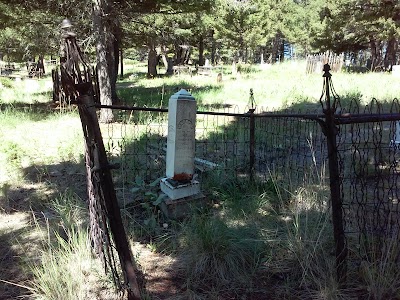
[101,95,400,287]
[172,65,192,76]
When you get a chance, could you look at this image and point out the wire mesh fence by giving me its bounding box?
[101,94,400,282]
[337,99,400,263]
[102,106,328,203]
[306,52,344,74]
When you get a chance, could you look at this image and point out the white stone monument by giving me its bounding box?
[160,89,201,200]
[392,65,400,77]
[391,121,400,149]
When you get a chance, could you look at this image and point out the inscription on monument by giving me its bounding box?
[161,89,201,200]
[165,90,196,179]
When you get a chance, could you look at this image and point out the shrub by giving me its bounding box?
[0,77,13,88]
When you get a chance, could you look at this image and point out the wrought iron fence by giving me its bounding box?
[337,100,400,265]
[98,65,400,285]
[101,106,326,197]
[306,52,344,74]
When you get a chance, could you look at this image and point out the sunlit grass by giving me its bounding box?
[29,192,117,300]
[1,60,400,299]
[118,61,400,112]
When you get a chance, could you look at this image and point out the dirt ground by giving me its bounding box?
[0,212,33,299]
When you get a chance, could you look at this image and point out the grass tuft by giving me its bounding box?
[181,213,266,292]
[29,192,117,300]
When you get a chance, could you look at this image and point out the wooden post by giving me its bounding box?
[59,22,142,299]
[78,89,142,300]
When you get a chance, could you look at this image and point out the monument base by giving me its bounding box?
[160,192,207,219]
[160,178,201,200]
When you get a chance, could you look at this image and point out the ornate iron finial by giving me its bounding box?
[61,19,72,29]
[60,19,75,39]
[319,63,340,115]
[249,88,256,110]
[323,63,332,77]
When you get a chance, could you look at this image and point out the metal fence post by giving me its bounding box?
[320,64,347,284]
[248,89,256,181]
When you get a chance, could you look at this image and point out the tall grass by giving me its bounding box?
[357,233,400,300]
[181,214,266,292]
[30,229,93,300]
[29,192,117,300]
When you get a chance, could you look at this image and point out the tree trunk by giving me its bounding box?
[260,46,265,64]
[271,33,281,64]
[92,0,114,123]
[199,35,204,66]
[279,40,285,62]
[106,18,121,103]
[147,47,158,78]
[120,48,124,79]
[384,37,397,70]
[238,35,244,63]
[108,35,119,103]
[37,55,45,75]
[161,54,168,71]
[370,38,384,71]
[211,30,216,65]
[184,49,191,65]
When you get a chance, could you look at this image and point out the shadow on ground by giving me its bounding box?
[0,214,35,300]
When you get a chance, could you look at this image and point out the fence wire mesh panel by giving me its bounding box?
[102,106,329,205]
[195,106,249,180]
[254,109,328,194]
[337,99,400,263]
[99,96,400,282]
[102,110,168,207]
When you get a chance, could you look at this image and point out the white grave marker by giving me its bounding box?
[392,65,400,77]
[160,89,201,200]
[391,121,400,148]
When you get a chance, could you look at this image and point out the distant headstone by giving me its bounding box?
[216,72,222,83]
[392,65,400,77]
[160,89,201,200]
[391,121,400,147]
[232,61,237,75]
[204,59,210,66]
